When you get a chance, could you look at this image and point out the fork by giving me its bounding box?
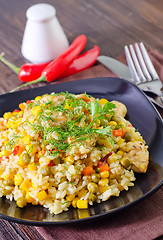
[124,42,163,107]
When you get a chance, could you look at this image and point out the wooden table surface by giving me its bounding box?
[0,0,163,239]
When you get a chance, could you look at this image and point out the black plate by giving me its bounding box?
[0,77,162,225]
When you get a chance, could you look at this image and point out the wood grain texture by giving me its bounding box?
[0,0,163,93]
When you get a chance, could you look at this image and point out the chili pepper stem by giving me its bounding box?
[10,75,47,92]
[0,52,20,74]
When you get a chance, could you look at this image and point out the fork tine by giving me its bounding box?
[139,42,160,80]
[129,44,146,82]
[124,45,140,83]
[135,43,152,81]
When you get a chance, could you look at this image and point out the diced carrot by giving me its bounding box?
[26,100,33,104]
[82,166,94,175]
[12,145,20,156]
[13,109,20,113]
[112,129,125,138]
[99,163,109,172]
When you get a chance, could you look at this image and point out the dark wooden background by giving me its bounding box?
[0,0,162,239]
[0,0,163,94]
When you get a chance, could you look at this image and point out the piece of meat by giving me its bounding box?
[124,141,149,173]
[111,101,127,117]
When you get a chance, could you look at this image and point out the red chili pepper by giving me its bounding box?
[0,52,50,82]
[47,160,55,167]
[18,62,50,82]
[98,152,113,165]
[43,34,87,82]
[59,45,100,78]
[95,152,112,172]
[11,35,87,92]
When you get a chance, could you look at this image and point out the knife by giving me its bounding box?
[97,55,132,81]
[97,55,163,108]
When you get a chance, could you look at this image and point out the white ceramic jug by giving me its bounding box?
[21,3,69,63]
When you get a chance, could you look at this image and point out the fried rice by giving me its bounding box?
[0,92,149,214]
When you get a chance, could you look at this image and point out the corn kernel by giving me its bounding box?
[18,111,23,117]
[72,197,79,208]
[35,96,42,101]
[117,150,124,156]
[107,154,117,165]
[98,186,109,194]
[19,103,26,111]
[99,98,108,105]
[66,193,76,202]
[96,119,101,127]
[32,182,37,190]
[14,173,23,186]
[100,170,109,178]
[25,192,34,203]
[32,106,42,117]
[64,156,74,165]
[118,122,126,127]
[23,135,32,145]
[18,154,24,166]
[26,144,37,154]
[117,138,125,146]
[3,112,12,119]
[64,102,71,110]
[77,199,88,209]
[20,180,31,192]
[37,190,47,201]
[78,189,88,198]
[16,197,27,208]
[98,178,109,187]
[77,209,90,218]
[6,120,13,128]
[109,121,117,126]
[28,163,37,171]
[1,150,11,157]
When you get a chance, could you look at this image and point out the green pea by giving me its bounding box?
[22,153,31,164]
[100,119,108,127]
[111,115,122,123]
[89,193,97,203]
[3,179,14,186]
[41,166,51,176]
[1,189,12,196]
[120,157,131,168]
[124,131,132,142]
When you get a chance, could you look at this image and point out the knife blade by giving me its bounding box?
[97,55,163,108]
[97,55,132,81]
